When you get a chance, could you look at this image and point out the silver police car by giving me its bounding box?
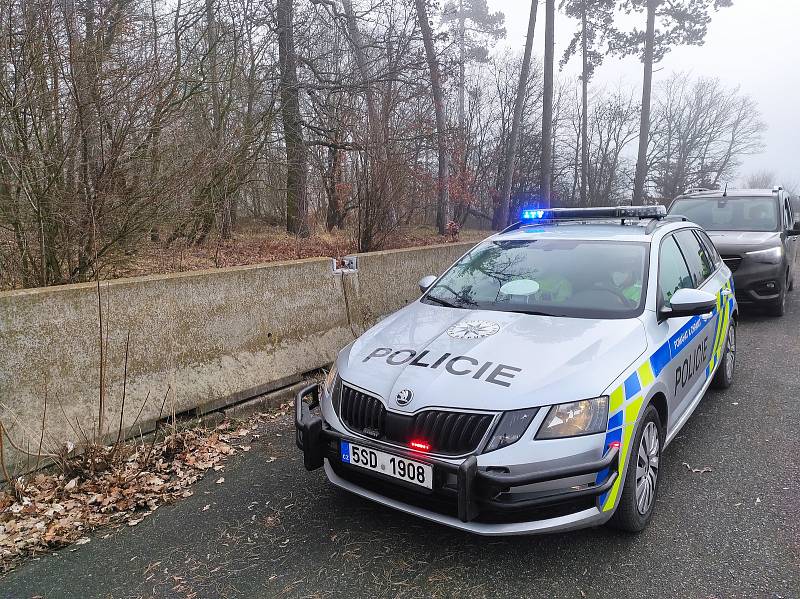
[296,206,737,535]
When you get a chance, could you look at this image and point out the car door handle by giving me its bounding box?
[701,312,715,321]
[721,289,732,297]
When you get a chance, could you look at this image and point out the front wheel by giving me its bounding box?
[712,320,736,390]
[607,405,663,533]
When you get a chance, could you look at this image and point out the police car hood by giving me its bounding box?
[338,302,648,413]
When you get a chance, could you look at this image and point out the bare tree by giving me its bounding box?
[415,0,450,235]
[648,74,764,200]
[540,0,556,207]
[745,170,778,190]
[494,0,539,229]
[277,0,310,237]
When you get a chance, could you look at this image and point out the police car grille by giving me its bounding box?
[340,386,386,436]
[410,411,494,455]
[339,385,494,455]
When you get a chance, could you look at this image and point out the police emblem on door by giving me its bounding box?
[396,389,414,406]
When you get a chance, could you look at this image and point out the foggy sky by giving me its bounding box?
[487,0,799,190]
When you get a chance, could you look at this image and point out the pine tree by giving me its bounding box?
[559,0,616,207]
[441,0,505,137]
[611,0,734,203]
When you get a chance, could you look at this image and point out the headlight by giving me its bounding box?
[536,397,609,440]
[745,246,783,264]
[484,408,538,453]
[323,362,339,397]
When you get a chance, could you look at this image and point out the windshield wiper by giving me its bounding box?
[424,296,460,309]
[503,309,563,317]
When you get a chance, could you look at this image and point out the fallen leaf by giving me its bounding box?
[202,504,211,512]
[215,477,225,484]
[682,462,712,474]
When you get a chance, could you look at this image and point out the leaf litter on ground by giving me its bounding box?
[0,424,238,572]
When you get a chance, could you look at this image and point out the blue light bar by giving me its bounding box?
[521,209,546,220]
[519,205,666,222]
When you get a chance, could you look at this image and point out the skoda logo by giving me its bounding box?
[396,389,414,406]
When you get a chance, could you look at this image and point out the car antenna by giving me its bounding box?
[723,183,728,197]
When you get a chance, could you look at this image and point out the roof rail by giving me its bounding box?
[503,206,667,233]
[683,187,711,195]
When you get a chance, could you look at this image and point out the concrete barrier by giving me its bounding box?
[0,240,477,468]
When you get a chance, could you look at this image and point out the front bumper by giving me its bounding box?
[728,260,785,306]
[296,384,619,534]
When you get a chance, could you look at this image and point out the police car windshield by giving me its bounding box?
[422,239,649,319]
[669,197,780,232]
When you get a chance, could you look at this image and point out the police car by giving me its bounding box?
[296,206,737,535]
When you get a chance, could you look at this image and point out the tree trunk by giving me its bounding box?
[457,0,466,135]
[415,0,449,235]
[632,0,657,204]
[580,3,589,207]
[277,0,309,237]
[494,0,538,229]
[540,0,555,208]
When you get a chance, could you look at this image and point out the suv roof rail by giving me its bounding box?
[503,205,667,233]
[683,187,712,195]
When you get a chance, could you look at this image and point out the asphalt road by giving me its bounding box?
[3,297,799,599]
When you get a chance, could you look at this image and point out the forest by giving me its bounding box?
[0,0,768,290]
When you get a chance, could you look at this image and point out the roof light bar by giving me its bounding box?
[519,205,667,222]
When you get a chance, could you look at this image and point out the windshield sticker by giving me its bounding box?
[363,347,522,388]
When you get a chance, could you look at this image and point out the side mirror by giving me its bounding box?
[789,221,800,236]
[418,275,437,294]
[660,288,717,320]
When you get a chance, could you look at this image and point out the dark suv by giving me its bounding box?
[668,187,800,316]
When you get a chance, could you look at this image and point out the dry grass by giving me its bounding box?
[109,224,488,281]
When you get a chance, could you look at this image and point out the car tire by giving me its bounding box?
[712,320,736,390]
[607,404,663,533]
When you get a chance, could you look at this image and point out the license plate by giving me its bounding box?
[340,441,433,489]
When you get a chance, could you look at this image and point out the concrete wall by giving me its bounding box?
[0,241,476,467]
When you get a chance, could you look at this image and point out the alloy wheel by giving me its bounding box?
[725,325,736,381]
[635,421,660,515]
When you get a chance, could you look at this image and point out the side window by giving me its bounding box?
[659,236,693,306]
[695,230,722,268]
[785,200,793,230]
[675,229,712,286]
